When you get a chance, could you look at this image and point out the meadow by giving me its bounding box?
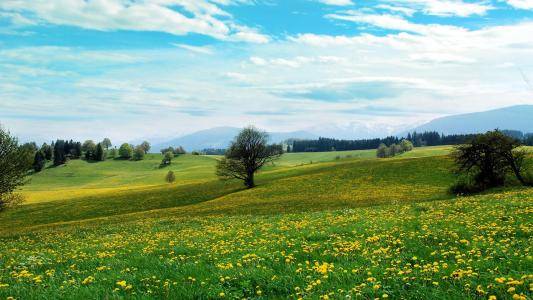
[0,146,531,299]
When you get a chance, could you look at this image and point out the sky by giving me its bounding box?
[1,0,533,144]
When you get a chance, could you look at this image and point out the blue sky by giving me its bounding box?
[1,0,533,143]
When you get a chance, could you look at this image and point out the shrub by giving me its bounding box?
[165,171,176,184]
[161,151,173,166]
[449,175,483,195]
[132,145,145,161]
[118,143,133,160]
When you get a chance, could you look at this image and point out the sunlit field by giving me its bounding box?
[0,146,532,299]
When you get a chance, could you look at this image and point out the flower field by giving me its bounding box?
[0,149,531,299]
[0,189,531,299]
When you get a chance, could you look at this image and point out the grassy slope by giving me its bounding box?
[3,147,454,232]
[0,146,531,299]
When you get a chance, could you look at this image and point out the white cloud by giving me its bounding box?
[0,0,269,43]
[317,0,354,5]
[375,4,416,16]
[506,0,533,9]
[326,11,468,36]
[172,43,214,55]
[380,0,492,17]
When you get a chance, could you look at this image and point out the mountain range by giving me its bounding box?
[151,105,533,152]
[152,127,317,152]
[402,105,533,135]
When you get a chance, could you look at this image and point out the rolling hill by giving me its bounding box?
[1,147,531,299]
[403,105,533,135]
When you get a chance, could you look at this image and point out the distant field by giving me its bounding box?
[19,146,452,204]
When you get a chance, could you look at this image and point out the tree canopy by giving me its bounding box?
[0,127,29,210]
[216,127,282,188]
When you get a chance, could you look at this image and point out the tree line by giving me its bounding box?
[289,130,533,153]
[30,138,158,173]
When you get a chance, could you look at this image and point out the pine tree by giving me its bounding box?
[53,140,66,166]
[33,151,46,172]
[95,143,105,161]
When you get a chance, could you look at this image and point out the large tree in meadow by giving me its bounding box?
[452,130,532,193]
[0,127,29,210]
[216,127,283,188]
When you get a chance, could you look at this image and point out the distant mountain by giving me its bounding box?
[401,105,533,135]
[152,127,317,152]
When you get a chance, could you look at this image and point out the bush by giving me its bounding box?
[449,175,483,195]
[132,146,145,161]
[161,151,173,167]
[165,171,176,184]
[0,193,25,211]
[118,143,133,160]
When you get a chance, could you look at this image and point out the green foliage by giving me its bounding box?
[41,143,53,160]
[216,126,283,188]
[160,146,174,155]
[451,130,531,193]
[376,139,414,158]
[400,139,414,152]
[133,145,145,161]
[32,151,46,172]
[82,140,96,154]
[94,143,106,161]
[101,138,112,150]
[165,170,176,183]
[108,148,117,159]
[140,141,151,154]
[119,143,133,160]
[161,151,173,166]
[53,140,68,166]
[0,127,29,211]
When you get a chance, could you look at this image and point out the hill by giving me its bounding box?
[403,105,533,135]
[152,127,317,152]
[0,147,531,299]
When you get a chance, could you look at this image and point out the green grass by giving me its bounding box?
[0,145,531,299]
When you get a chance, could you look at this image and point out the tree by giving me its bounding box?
[161,146,174,155]
[161,151,173,166]
[140,141,151,154]
[0,127,29,210]
[82,140,96,154]
[101,138,112,150]
[400,139,414,152]
[72,142,82,159]
[33,151,46,172]
[94,143,106,161]
[41,143,53,160]
[53,140,67,166]
[108,147,117,159]
[451,130,531,193]
[165,170,176,183]
[376,143,390,158]
[119,143,133,160]
[174,146,186,155]
[133,145,145,161]
[216,127,283,188]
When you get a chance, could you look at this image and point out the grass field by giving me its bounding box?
[0,146,531,299]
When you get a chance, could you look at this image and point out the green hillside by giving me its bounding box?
[0,146,531,299]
